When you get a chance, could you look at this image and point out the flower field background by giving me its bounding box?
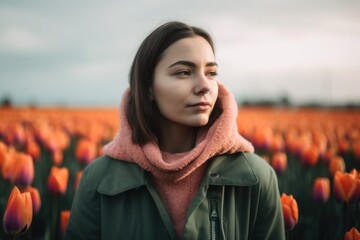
[0,106,360,240]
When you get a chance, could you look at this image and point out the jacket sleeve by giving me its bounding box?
[63,166,101,240]
[251,164,286,240]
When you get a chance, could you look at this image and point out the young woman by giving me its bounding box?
[64,21,285,240]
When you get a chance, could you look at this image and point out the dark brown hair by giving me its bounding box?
[127,21,215,145]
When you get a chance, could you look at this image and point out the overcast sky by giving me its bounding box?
[1,0,359,106]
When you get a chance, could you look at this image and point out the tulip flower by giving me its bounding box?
[270,133,285,152]
[74,170,83,190]
[0,141,8,169]
[5,122,25,146]
[253,126,273,150]
[271,152,287,174]
[75,138,97,165]
[47,166,69,196]
[329,156,346,176]
[344,227,360,240]
[313,177,330,203]
[52,150,63,166]
[24,186,42,214]
[2,151,34,186]
[338,138,350,154]
[301,144,319,167]
[60,210,71,235]
[322,146,337,165]
[281,193,299,231]
[333,170,360,203]
[25,140,41,162]
[2,186,33,235]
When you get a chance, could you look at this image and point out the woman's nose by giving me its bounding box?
[194,73,210,95]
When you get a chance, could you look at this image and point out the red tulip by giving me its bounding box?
[2,186,33,235]
[47,166,69,196]
[24,186,41,214]
[344,227,360,240]
[313,177,330,203]
[281,193,299,231]
[271,152,287,174]
[333,170,360,203]
[60,210,71,235]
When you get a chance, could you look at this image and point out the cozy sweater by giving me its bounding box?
[103,81,254,238]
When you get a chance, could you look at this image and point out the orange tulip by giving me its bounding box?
[5,122,25,146]
[329,156,346,176]
[47,166,69,196]
[2,151,34,186]
[333,170,360,203]
[344,227,360,240]
[270,133,285,152]
[313,177,330,203]
[75,138,97,165]
[2,186,33,235]
[60,210,71,235]
[253,126,273,150]
[271,152,287,174]
[52,150,63,166]
[338,138,350,154]
[301,144,319,167]
[25,140,41,162]
[322,146,338,165]
[0,141,8,169]
[74,170,83,190]
[24,186,42,214]
[281,193,299,231]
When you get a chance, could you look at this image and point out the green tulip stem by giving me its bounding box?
[50,197,58,240]
[343,202,349,234]
[286,230,290,240]
[357,201,360,228]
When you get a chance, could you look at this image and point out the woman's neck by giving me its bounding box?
[158,122,197,154]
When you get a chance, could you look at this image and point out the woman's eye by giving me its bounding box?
[207,71,218,77]
[175,70,191,76]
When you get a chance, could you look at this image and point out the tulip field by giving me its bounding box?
[1,106,360,240]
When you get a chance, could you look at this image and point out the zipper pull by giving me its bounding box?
[211,209,219,240]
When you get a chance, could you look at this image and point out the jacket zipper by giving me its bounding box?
[211,209,219,240]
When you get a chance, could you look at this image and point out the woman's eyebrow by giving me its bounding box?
[168,60,218,69]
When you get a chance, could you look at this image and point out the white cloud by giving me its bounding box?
[69,60,121,80]
[0,26,49,53]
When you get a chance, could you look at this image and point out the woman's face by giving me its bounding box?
[152,36,219,128]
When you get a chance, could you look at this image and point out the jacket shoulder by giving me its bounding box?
[82,155,146,195]
[241,152,276,184]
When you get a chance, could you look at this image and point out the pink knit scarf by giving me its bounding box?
[103,81,254,182]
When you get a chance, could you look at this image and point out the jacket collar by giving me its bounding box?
[97,152,258,196]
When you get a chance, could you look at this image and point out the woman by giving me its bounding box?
[64,21,285,240]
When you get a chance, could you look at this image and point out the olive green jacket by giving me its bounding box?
[64,152,285,240]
